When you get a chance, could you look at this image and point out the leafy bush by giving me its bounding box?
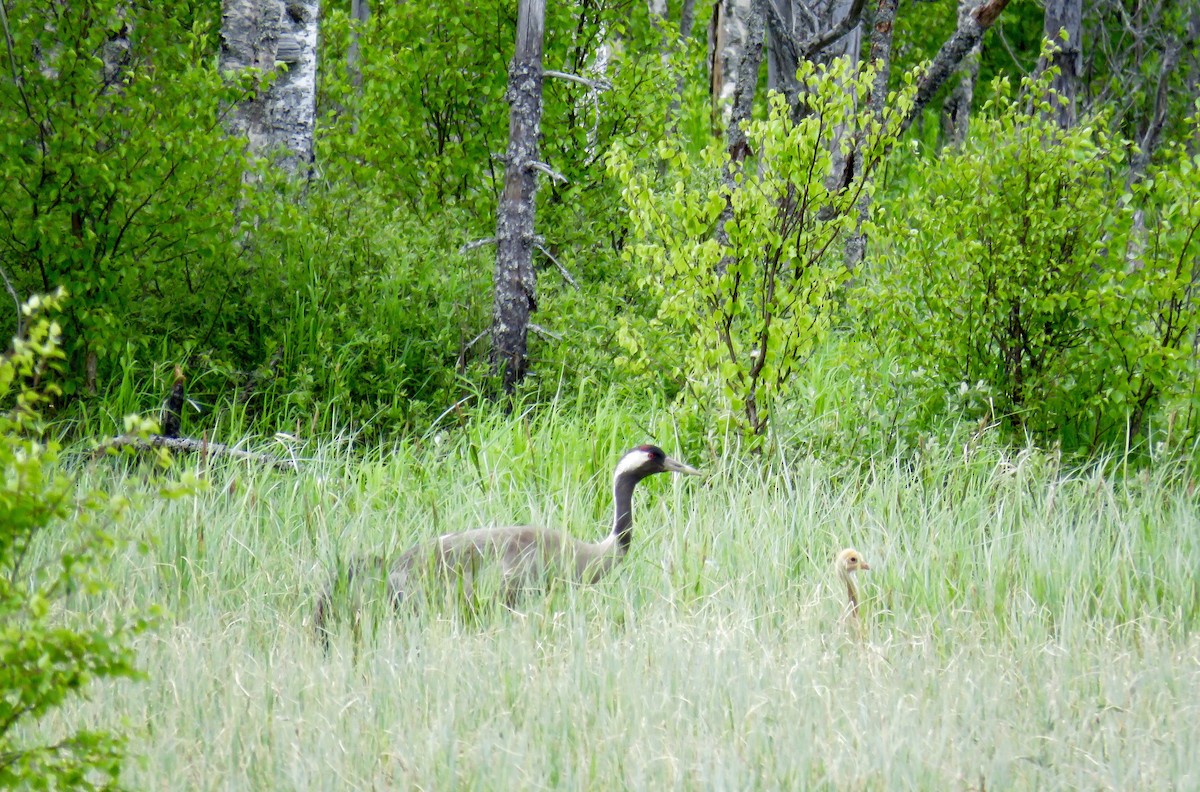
[238,190,492,438]
[610,59,914,444]
[0,292,159,789]
[0,1,255,397]
[859,78,1200,454]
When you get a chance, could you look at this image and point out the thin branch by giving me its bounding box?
[427,395,476,434]
[458,237,497,254]
[99,435,300,471]
[901,0,1011,134]
[799,0,868,61]
[0,1,35,124]
[463,328,489,349]
[528,322,562,341]
[544,69,611,92]
[533,240,580,289]
[527,160,566,183]
[0,263,22,338]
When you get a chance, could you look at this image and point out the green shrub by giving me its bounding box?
[239,190,492,438]
[859,78,1200,454]
[610,59,914,445]
[0,1,254,397]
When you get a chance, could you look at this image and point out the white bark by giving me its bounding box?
[220,0,320,178]
[709,0,754,129]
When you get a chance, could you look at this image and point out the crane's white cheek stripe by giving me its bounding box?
[613,451,653,478]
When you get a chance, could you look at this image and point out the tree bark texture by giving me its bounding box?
[725,0,766,163]
[843,0,897,269]
[900,0,1009,134]
[940,0,982,147]
[709,0,753,131]
[1040,0,1082,128]
[348,0,370,89]
[220,0,319,177]
[491,0,546,392]
[765,0,868,101]
[712,0,765,268]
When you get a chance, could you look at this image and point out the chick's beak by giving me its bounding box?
[859,561,871,571]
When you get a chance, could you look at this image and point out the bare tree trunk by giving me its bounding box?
[220,0,320,178]
[766,0,799,102]
[713,0,765,263]
[680,0,698,40]
[101,5,131,89]
[900,0,1009,134]
[940,0,982,147]
[669,0,699,122]
[1129,12,1200,186]
[491,0,546,392]
[843,0,897,269]
[348,0,370,90]
[709,0,754,133]
[823,0,864,185]
[724,0,766,164]
[1040,0,1082,128]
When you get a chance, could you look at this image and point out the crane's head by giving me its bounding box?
[615,444,702,480]
[836,547,870,576]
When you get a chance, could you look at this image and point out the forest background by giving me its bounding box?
[1,0,1197,458]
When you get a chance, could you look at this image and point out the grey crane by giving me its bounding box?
[314,444,702,647]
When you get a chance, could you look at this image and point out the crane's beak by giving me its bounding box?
[859,561,871,571]
[663,456,702,476]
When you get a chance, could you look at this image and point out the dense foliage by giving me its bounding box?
[0,1,255,398]
[0,0,1195,456]
[859,77,1200,455]
[613,59,917,443]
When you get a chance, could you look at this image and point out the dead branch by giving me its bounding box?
[533,239,580,290]
[101,434,300,471]
[528,322,562,341]
[544,70,611,92]
[459,237,497,254]
[901,0,1011,134]
[527,160,566,183]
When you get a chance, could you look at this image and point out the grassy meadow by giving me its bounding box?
[29,405,1200,791]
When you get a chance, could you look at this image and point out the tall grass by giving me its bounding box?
[26,402,1200,789]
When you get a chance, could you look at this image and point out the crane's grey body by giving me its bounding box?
[314,445,700,647]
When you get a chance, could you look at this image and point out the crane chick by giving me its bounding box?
[835,547,871,622]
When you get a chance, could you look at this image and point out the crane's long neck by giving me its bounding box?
[577,472,642,584]
[611,473,639,553]
[840,568,859,617]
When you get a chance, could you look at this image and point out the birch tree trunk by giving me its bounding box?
[843,0,896,269]
[709,0,754,132]
[712,0,765,261]
[491,0,546,392]
[220,0,320,177]
[1040,0,1082,128]
[940,0,982,147]
[348,0,370,90]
